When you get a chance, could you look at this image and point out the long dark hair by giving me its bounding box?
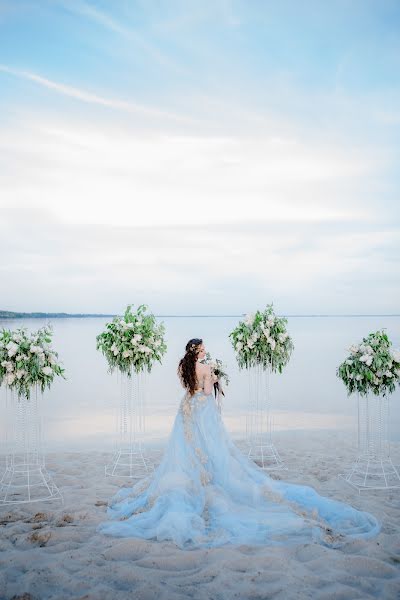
[177,338,203,396]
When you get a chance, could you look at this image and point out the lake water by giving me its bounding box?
[0,316,399,450]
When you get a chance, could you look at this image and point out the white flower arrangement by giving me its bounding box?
[337,329,400,397]
[229,304,294,372]
[96,304,167,376]
[200,352,230,387]
[0,324,66,399]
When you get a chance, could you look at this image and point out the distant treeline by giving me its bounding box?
[0,310,115,319]
[0,310,398,319]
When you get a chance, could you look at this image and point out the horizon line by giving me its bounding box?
[1,310,400,319]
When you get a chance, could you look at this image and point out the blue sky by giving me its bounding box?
[0,0,399,314]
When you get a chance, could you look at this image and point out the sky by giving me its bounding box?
[0,0,399,314]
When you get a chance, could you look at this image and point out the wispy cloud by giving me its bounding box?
[0,64,193,123]
[57,0,187,74]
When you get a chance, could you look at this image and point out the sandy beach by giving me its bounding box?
[0,429,399,600]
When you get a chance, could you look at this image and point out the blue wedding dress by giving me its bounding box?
[98,375,380,549]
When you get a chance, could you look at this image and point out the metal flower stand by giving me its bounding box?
[246,363,286,470]
[0,385,62,505]
[339,392,400,492]
[105,367,154,478]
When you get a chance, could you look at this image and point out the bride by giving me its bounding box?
[98,338,380,549]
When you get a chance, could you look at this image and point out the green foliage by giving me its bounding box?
[229,303,294,372]
[337,329,400,397]
[96,304,167,376]
[0,324,66,399]
[201,352,230,386]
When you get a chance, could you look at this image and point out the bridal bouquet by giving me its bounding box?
[200,352,229,391]
[200,352,229,411]
[0,324,66,399]
[337,330,400,397]
[96,304,167,376]
[229,304,294,372]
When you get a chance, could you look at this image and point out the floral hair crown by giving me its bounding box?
[188,343,199,353]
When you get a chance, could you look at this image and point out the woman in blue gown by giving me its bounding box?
[98,338,380,549]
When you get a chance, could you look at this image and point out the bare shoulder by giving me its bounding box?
[199,362,210,370]
[196,363,210,375]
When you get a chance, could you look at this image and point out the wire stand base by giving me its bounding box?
[0,386,62,506]
[339,393,400,493]
[247,440,287,471]
[0,458,63,505]
[339,454,400,493]
[105,442,154,479]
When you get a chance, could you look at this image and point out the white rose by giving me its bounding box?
[42,366,53,376]
[348,345,359,355]
[16,369,26,380]
[237,333,243,341]
[122,350,133,358]
[365,357,373,367]
[346,360,353,365]
[1,360,8,367]
[6,373,15,385]
[355,374,363,381]
[385,370,393,378]
[236,341,243,351]
[7,342,19,358]
[366,345,374,355]
[244,313,255,326]
[6,362,14,372]
[390,349,400,363]
[268,338,276,350]
[247,340,254,349]
[154,339,162,347]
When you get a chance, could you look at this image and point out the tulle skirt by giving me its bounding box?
[98,390,380,549]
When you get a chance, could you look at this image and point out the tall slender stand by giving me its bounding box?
[246,364,286,470]
[0,385,62,505]
[105,367,154,478]
[339,392,400,492]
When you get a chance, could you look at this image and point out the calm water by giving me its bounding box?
[0,316,399,450]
